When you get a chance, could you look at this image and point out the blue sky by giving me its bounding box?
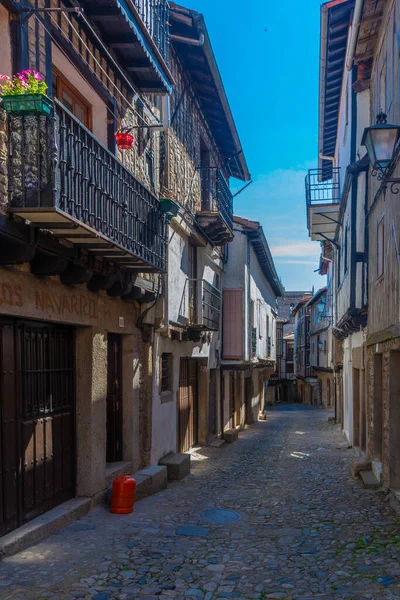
[189,0,325,292]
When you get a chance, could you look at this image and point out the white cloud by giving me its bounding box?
[276,259,319,266]
[270,241,319,257]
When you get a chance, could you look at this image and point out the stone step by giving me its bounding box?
[223,428,239,444]
[135,465,168,499]
[0,497,91,559]
[159,453,191,480]
[360,469,380,489]
[209,438,226,449]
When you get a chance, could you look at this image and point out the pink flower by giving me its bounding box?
[0,74,10,80]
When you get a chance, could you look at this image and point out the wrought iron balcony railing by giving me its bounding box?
[196,169,234,245]
[267,336,272,358]
[305,167,341,229]
[184,279,221,331]
[132,0,170,61]
[251,327,257,357]
[8,100,168,272]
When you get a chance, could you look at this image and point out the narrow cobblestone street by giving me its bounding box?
[1,406,400,600]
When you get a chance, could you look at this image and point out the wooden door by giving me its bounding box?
[245,376,252,425]
[107,334,123,462]
[17,320,75,525]
[0,319,18,536]
[178,359,198,452]
[229,372,235,428]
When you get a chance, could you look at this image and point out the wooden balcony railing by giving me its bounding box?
[8,100,168,272]
[186,279,221,331]
[196,169,234,245]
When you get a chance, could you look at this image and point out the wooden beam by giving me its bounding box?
[30,251,68,276]
[61,264,93,285]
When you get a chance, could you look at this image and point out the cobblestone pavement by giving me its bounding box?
[1,405,400,600]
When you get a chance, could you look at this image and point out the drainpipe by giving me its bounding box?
[247,237,251,362]
[346,0,364,71]
[170,33,205,46]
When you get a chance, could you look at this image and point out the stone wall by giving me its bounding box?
[166,49,227,215]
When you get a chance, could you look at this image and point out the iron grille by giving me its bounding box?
[305,167,341,229]
[267,336,272,357]
[251,327,257,357]
[132,0,170,61]
[186,279,221,330]
[8,100,168,271]
[18,322,74,418]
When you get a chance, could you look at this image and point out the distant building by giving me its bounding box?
[278,291,313,336]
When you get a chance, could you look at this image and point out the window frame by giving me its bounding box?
[53,66,92,130]
[160,352,173,395]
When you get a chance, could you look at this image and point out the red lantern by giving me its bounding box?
[115,131,134,150]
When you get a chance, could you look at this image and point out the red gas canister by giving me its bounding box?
[111,475,136,514]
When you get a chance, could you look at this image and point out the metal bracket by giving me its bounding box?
[314,212,342,226]
[317,233,340,248]
[20,7,84,22]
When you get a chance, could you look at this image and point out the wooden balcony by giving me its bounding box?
[7,100,168,272]
[305,167,341,242]
[186,279,221,332]
[196,170,234,245]
[85,0,172,94]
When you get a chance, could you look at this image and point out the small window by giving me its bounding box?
[145,150,155,187]
[160,353,173,393]
[377,217,385,278]
[52,68,92,129]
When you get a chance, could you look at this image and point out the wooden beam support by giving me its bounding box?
[60,264,93,285]
[0,237,36,265]
[30,251,69,276]
[87,272,117,292]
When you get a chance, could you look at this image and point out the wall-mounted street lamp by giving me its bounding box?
[316,299,333,325]
[362,112,400,191]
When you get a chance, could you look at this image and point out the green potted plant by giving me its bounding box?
[159,196,180,222]
[0,70,52,115]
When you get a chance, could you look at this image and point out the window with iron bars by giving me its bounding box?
[160,353,173,394]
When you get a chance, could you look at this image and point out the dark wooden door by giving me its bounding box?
[245,376,252,425]
[17,320,75,525]
[0,320,75,534]
[0,319,19,536]
[178,359,198,452]
[229,372,235,428]
[107,334,123,462]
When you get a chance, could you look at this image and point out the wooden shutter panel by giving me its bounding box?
[223,289,243,359]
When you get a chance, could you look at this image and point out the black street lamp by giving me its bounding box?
[362,112,400,188]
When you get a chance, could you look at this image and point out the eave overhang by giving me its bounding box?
[169,3,250,181]
[234,216,284,297]
[319,0,354,179]
[83,0,174,94]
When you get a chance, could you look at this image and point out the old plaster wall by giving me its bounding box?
[367,338,400,488]
[151,331,220,464]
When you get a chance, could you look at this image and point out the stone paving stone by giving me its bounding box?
[1,406,400,600]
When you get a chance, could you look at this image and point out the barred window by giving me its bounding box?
[160,353,173,393]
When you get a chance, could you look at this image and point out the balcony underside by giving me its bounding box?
[10,208,158,272]
[308,203,340,242]
[196,212,234,245]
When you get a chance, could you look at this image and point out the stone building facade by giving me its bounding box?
[0,0,175,537]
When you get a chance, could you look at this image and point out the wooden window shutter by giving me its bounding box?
[223,289,243,359]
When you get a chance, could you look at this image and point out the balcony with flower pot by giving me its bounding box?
[6,96,168,273]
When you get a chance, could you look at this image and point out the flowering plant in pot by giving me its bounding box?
[0,70,52,115]
[159,194,180,222]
